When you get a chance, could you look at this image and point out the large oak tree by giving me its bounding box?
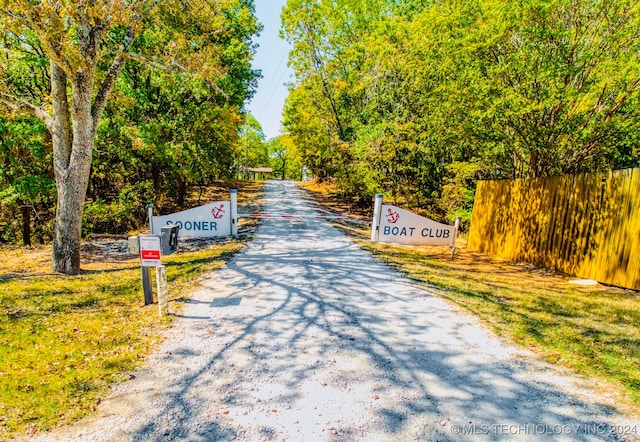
[0,0,258,274]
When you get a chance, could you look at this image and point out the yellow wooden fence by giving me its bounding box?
[468,168,640,290]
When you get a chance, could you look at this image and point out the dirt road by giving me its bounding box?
[33,180,637,441]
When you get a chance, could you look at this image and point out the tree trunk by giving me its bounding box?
[0,7,133,274]
[52,171,87,274]
[177,179,187,207]
[51,64,95,274]
[51,139,94,275]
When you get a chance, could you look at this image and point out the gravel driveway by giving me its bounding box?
[33,180,638,442]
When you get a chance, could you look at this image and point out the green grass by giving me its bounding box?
[359,239,640,411]
[0,240,246,439]
[301,181,640,415]
[0,181,263,439]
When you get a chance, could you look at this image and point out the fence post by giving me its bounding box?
[230,189,238,237]
[371,194,383,242]
[156,265,168,315]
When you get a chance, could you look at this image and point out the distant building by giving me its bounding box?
[239,167,273,180]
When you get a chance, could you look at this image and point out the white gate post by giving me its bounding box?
[156,265,168,315]
[371,194,383,242]
[147,204,155,234]
[230,189,238,237]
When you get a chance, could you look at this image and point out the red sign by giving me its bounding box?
[141,249,161,260]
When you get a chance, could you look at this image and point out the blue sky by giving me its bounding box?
[246,0,293,140]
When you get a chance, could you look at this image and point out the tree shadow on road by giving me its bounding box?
[125,181,628,441]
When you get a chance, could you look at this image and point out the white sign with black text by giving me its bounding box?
[378,205,456,246]
[371,194,459,250]
[151,201,231,238]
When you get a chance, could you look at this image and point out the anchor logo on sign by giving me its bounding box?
[211,203,225,219]
[386,208,400,224]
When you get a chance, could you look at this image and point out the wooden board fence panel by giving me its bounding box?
[629,169,640,289]
[468,168,640,291]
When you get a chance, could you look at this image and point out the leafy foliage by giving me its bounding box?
[0,0,261,245]
[87,0,261,219]
[238,114,270,172]
[0,115,55,243]
[268,135,305,180]
[282,0,640,222]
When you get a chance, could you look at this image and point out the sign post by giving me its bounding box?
[371,194,383,242]
[141,267,153,305]
[451,216,461,260]
[156,265,168,315]
[230,189,238,237]
[129,225,176,308]
[139,235,162,305]
[148,204,155,234]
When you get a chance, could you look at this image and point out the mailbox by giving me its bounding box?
[160,224,179,255]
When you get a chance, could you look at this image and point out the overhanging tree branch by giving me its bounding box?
[0,92,52,129]
[126,51,229,97]
[91,28,135,136]
[1,8,75,78]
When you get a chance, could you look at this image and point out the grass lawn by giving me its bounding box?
[2,179,638,438]
[301,179,640,416]
[0,182,262,439]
